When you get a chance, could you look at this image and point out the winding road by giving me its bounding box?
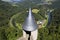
[9,12,22,28]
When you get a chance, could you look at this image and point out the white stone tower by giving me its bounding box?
[22,8,38,40]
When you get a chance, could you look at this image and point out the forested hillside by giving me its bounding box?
[0,1,23,40]
[0,1,18,27]
[38,9,60,40]
[0,0,60,40]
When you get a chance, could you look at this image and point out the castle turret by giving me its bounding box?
[22,8,38,40]
[22,8,38,31]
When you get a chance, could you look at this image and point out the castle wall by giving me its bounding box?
[23,29,38,40]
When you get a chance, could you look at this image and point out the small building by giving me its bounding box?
[37,20,46,28]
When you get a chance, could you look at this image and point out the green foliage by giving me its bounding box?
[0,27,7,40]
[5,27,23,40]
[37,28,49,40]
[38,9,60,40]
[0,1,25,27]
[15,12,28,24]
[0,1,23,40]
[0,27,23,40]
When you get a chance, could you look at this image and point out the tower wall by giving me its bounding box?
[23,29,38,40]
[31,29,38,40]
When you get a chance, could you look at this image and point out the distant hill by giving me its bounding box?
[0,1,21,27]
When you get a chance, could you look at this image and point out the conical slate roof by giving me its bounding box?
[22,8,38,31]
